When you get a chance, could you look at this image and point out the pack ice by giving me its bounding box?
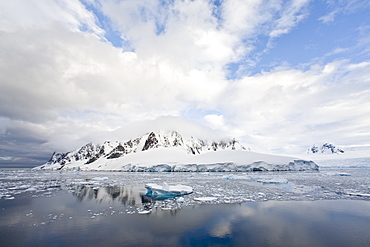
[33,131,318,172]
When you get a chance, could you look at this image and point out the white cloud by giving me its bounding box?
[0,0,103,35]
[204,114,225,130]
[219,60,370,152]
[101,0,237,68]
[0,0,370,166]
[319,0,369,23]
[269,0,310,38]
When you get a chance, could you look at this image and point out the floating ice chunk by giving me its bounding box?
[91,177,109,181]
[176,197,185,203]
[343,190,370,197]
[194,197,217,202]
[350,193,370,197]
[325,172,351,176]
[137,210,152,214]
[145,183,193,198]
[8,187,20,190]
[25,187,37,192]
[257,178,288,184]
[162,182,169,191]
[337,172,351,176]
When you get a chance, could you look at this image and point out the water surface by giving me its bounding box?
[1,168,370,246]
[1,194,370,247]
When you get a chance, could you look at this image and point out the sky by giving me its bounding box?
[0,0,370,167]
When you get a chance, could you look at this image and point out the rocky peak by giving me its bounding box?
[308,143,344,154]
[43,130,248,168]
[142,132,159,151]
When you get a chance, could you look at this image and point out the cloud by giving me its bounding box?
[268,0,310,38]
[204,114,225,130]
[100,0,237,68]
[219,59,370,152]
[0,0,370,166]
[0,0,103,35]
[318,0,369,24]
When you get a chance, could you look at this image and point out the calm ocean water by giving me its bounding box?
[1,189,370,246]
[1,168,370,246]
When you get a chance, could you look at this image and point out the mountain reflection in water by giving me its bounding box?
[73,185,150,205]
[72,185,157,206]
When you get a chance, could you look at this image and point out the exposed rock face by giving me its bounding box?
[37,131,247,170]
[142,132,159,151]
[308,143,344,154]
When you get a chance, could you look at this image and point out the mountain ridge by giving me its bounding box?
[38,130,247,170]
[34,130,318,172]
[307,143,344,154]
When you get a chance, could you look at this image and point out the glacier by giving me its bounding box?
[33,131,318,172]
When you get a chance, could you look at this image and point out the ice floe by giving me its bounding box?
[91,177,109,181]
[137,210,152,214]
[194,197,218,202]
[145,182,193,198]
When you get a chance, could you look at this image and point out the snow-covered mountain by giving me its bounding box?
[307,143,344,154]
[38,131,246,169]
[34,131,318,172]
[304,143,370,168]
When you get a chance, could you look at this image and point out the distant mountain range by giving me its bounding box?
[304,143,370,168]
[34,131,318,172]
[307,143,370,157]
[307,143,345,154]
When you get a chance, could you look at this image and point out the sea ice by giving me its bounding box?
[91,177,109,181]
[222,174,248,180]
[1,167,370,215]
[176,197,185,203]
[137,210,152,214]
[194,197,218,202]
[333,172,351,176]
[145,182,193,198]
[257,178,288,184]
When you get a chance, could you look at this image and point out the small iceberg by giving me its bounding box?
[145,182,193,199]
[137,209,152,214]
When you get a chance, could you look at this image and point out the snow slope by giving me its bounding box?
[33,131,318,172]
[304,143,370,168]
